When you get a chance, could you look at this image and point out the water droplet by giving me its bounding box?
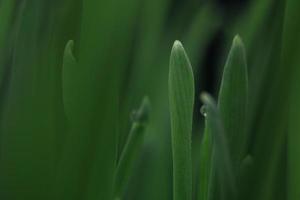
[200,105,207,117]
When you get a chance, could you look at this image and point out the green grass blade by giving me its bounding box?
[218,35,248,169]
[0,0,14,93]
[0,0,14,50]
[62,40,77,121]
[0,2,66,199]
[114,97,150,199]
[283,1,300,200]
[197,116,212,200]
[169,41,194,200]
[200,93,236,200]
[289,71,300,200]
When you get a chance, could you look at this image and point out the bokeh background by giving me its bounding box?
[0,0,298,200]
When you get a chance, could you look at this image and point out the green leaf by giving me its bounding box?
[197,114,212,200]
[200,93,236,200]
[0,2,64,199]
[62,40,78,121]
[169,40,194,200]
[286,0,300,200]
[283,1,300,200]
[0,0,14,50]
[0,0,15,96]
[114,97,151,199]
[218,35,248,169]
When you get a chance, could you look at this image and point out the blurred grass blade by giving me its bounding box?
[62,40,77,121]
[169,41,194,200]
[0,2,66,199]
[197,114,212,200]
[0,0,14,49]
[114,97,150,199]
[0,0,14,84]
[283,1,300,200]
[239,155,254,186]
[218,35,248,169]
[201,93,236,200]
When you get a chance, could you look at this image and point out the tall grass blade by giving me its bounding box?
[197,115,212,200]
[284,1,300,199]
[0,2,65,199]
[114,97,151,199]
[169,41,194,200]
[0,0,15,117]
[0,0,14,51]
[200,93,236,200]
[218,35,248,170]
[62,40,77,120]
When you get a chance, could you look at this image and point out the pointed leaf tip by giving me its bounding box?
[170,40,194,72]
[62,40,78,120]
[231,35,246,56]
[66,40,74,50]
[169,40,194,200]
[172,40,183,50]
[233,35,243,45]
[64,40,75,60]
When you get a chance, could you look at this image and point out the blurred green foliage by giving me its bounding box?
[0,0,298,200]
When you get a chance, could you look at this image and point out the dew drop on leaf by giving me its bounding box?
[200,105,208,117]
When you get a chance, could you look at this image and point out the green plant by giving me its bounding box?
[0,1,297,200]
[114,97,150,199]
[168,35,247,200]
[169,41,194,200]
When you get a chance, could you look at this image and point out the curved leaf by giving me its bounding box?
[114,97,151,199]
